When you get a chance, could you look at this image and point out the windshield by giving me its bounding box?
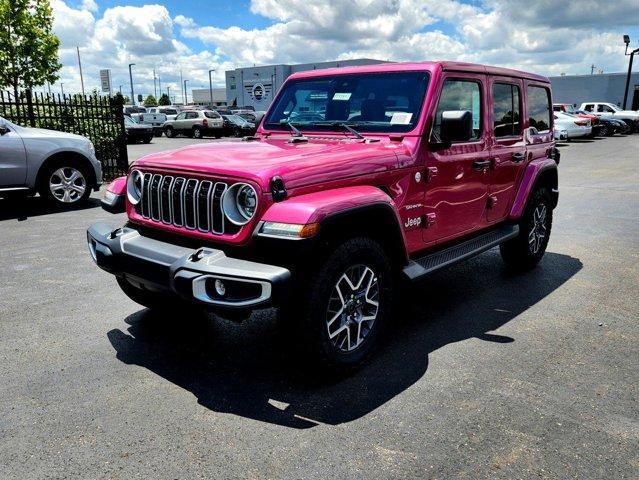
[161,108,178,115]
[263,71,430,133]
[124,116,136,126]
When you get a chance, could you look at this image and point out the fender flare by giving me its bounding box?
[509,158,558,220]
[261,186,409,264]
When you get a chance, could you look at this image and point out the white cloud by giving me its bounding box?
[48,0,638,101]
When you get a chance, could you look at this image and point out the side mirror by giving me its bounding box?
[0,124,10,135]
[440,110,473,143]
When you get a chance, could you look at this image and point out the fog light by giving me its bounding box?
[214,279,226,296]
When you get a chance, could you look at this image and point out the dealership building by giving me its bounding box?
[549,71,639,109]
[190,87,228,108]
[224,58,387,110]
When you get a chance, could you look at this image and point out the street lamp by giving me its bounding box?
[623,35,639,110]
[128,63,135,106]
[60,83,64,97]
[208,69,216,108]
[167,86,171,105]
[183,79,189,105]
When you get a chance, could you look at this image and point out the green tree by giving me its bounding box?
[0,0,62,104]
[143,94,157,107]
[158,93,170,106]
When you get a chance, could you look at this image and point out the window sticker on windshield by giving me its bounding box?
[390,112,412,125]
[332,92,352,101]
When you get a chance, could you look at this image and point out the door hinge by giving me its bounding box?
[488,195,498,208]
[425,213,436,227]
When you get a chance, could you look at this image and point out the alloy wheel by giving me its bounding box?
[529,203,547,254]
[326,264,380,352]
[49,167,86,203]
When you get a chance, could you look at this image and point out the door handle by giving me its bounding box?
[472,159,492,171]
[512,152,525,163]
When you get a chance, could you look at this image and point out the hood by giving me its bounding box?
[17,125,87,141]
[133,137,410,191]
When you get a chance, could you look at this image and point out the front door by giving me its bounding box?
[422,75,490,246]
[487,78,526,222]
[0,122,27,187]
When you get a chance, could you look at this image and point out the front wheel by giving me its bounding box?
[192,126,203,139]
[281,237,395,371]
[39,161,92,206]
[500,187,553,271]
[164,126,174,138]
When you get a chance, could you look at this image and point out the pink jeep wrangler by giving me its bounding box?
[89,61,559,370]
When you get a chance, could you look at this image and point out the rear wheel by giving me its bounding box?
[280,237,395,372]
[192,126,203,139]
[599,125,609,137]
[143,135,153,144]
[164,126,174,138]
[500,187,553,271]
[39,160,92,206]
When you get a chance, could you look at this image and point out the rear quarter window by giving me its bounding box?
[527,85,551,133]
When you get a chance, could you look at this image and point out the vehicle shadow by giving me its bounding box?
[107,251,582,429]
[0,195,100,221]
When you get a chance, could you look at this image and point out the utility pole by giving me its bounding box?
[77,47,85,96]
[128,63,136,105]
[183,79,189,105]
[179,69,184,104]
[623,35,639,110]
[208,69,216,107]
[153,68,157,99]
[60,83,64,97]
[590,64,596,75]
[119,85,122,94]
[167,86,171,105]
[158,74,162,98]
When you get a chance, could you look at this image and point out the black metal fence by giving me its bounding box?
[0,91,128,180]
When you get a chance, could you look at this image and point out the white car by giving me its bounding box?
[0,117,101,205]
[554,112,592,139]
[147,107,179,122]
[579,102,639,132]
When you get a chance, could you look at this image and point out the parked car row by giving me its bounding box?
[553,102,639,141]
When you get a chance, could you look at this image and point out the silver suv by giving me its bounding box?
[0,117,102,206]
[163,110,224,139]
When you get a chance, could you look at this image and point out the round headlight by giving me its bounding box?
[222,183,258,225]
[127,170,143,205]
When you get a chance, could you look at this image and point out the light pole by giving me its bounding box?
[167,86,171,105]
[153,68,157,99]
[60,83,64,97]
[208,69,216,107]
[119,85,122,94]
[183,79,189,105]
[128,63,135,105]
[623,35,639,110]
[77,46,85,96]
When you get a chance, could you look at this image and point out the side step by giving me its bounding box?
[403,223,519,281]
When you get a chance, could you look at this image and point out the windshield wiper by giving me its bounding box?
[313,122,364,139]
[285,121,308,143]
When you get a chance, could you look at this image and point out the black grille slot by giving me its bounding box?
[184,179,198,229]
[141,173,152,218]
[160,176,173,224]
[212,183,227,234]
[150,174,162,221]
[197,181,212,231]
[171,177,185,226]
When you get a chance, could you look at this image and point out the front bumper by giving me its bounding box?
[87,222,290,309]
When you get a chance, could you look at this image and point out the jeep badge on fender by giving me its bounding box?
[89,61,558,373]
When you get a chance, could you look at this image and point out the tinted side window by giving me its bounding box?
[527,85,551,132]
[434,79,482,141]
[584,104,594,112]
[492,83,521,138]
[175,113,186,120]
[186,112,198,119]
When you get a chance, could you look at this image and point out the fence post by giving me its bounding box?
[111,95,128,173]
[26,89,36,127]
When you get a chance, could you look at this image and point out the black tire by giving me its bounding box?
[280,237,395,372]
[116,277,203,315]
[599,125,609,137]
[500,187,553,271]
[38,158,92,207]
[192,126,203,139]
[143,136,153,144]
[164,126,174,138]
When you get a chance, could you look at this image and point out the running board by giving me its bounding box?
[403,223,519,281]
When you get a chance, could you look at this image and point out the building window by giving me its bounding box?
[230,84,236,90]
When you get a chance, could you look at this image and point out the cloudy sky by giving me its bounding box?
[50,0,639,101]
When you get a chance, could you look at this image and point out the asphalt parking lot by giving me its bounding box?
[1,135,637,479]
[128,135,238,162]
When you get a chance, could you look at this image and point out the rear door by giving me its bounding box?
[487,78,526,222]
[173,112,187,131]
[422,74,490,245]
[0,122,27,187]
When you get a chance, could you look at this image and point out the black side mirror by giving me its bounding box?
[440,110,473,143]
[0,124,9,135]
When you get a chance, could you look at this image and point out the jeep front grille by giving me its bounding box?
[138,173,229,235]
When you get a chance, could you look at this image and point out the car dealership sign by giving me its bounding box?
[100,69,112,94]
